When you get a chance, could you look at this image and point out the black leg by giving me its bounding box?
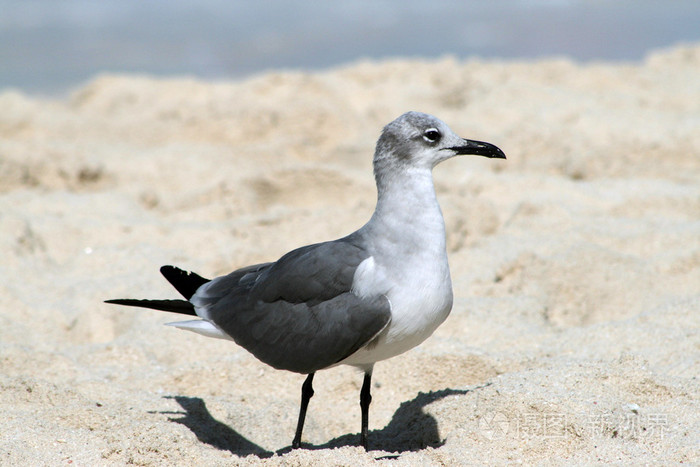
[292,373,315,449]
[360,372,372,450]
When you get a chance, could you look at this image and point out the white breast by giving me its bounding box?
[339,164,455,367]
[341,249,453,367]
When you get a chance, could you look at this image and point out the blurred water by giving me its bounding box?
[1,0,699,95]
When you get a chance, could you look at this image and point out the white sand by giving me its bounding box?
[1,44,699,465]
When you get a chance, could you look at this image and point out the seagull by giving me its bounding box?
[105,111,506,450]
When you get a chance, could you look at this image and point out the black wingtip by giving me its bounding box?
[160,265,210,300]
[104,298,197,315]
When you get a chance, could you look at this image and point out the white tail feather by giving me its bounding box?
[165,319,234,341]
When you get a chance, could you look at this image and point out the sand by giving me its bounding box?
[1,43,699,465]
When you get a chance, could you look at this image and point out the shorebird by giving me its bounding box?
[106,111,505,449]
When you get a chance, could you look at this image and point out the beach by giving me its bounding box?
[1,44,698,465]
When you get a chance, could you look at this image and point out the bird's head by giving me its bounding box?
[373,111,506,176]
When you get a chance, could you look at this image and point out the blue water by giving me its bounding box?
[1,0,699,95]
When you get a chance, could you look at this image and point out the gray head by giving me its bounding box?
[373,111,505,179]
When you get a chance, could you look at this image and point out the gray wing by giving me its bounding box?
[194,238,392,374]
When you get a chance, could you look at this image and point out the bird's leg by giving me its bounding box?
[360,371,372,450]
[292,373,315,449]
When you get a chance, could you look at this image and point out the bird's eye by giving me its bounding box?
[423,128,441,144]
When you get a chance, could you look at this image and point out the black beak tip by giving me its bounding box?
[492,147,507,160]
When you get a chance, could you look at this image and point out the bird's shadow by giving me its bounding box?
[159,382,491,458]
[159,395,275,458]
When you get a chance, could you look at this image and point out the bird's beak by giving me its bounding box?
[448,139,506,159]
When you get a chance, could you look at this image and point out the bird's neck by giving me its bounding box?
[364,166,446,254]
